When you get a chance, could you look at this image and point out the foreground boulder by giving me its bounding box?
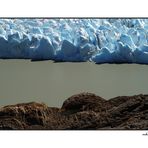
[0,93,148,130]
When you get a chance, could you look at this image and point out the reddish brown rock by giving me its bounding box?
[61,92,107,114]
[0,93,148,130]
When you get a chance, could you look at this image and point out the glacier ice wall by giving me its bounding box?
[0,18,148,64]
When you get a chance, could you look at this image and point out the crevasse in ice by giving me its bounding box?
[0,18,148,64]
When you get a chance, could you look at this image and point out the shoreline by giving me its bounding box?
[1,58,148,65]
[0,92,148,130]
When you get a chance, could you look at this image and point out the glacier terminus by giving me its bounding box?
[0,19,148,64]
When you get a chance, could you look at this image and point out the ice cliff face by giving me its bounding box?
[0,18,148,63]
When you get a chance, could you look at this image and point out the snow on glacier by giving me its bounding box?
[0,18,148,64]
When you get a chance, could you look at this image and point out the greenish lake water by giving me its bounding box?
[0,60,148,107]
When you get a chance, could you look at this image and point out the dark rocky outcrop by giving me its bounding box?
[0,93,148,130]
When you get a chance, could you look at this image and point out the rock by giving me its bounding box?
[0,93,148,130]
[61,92,108,114]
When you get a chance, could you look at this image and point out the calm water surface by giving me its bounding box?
[0,60,148,107]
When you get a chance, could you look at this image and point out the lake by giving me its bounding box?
[0,60,148,107]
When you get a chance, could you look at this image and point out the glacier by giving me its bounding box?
[0,18,148,64]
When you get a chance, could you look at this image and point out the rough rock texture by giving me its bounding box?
[0,92,148,130]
